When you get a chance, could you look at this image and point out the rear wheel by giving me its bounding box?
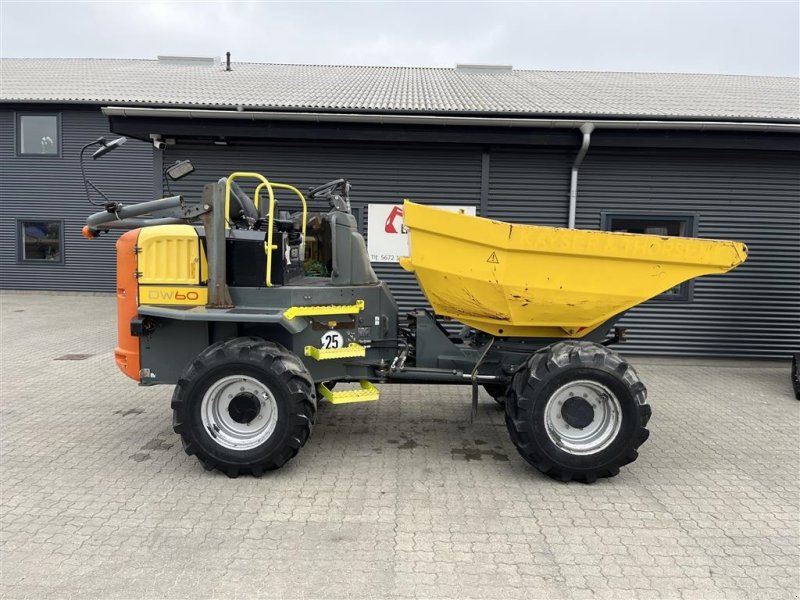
[172,337,316,477]
[506,341,650,483]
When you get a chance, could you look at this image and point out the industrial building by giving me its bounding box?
[1,56,798,357]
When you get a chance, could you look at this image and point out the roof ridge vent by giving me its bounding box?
[455,64,513,74]
[157,55,220,67]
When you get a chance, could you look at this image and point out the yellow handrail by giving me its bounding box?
[254,182,308,239]
[224,172,272,224]
[268,182,308,239]
[225,172,277,287]
[224,173,309,288]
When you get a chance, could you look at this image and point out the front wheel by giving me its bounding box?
[506,341,651,483]
[172,337,316,477]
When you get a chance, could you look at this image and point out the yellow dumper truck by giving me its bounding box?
[83,143,747,482]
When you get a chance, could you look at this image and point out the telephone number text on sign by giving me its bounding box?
[367,203,476,263]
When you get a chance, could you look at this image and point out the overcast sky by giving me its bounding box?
[1,1,798,77]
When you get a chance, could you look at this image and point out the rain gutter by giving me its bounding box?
[101,106,800,134]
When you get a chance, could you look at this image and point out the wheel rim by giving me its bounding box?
[200,375,279,451]
[544,379,622,455]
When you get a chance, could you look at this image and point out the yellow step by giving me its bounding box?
[304,343,366,361]
[317,381,380,404]
[283,300,365,320]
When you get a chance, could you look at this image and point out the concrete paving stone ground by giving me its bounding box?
[0,291,798,600]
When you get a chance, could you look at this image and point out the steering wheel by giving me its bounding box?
[308,178,347,198]
[308,178,351,212]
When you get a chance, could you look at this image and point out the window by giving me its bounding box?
[18,220,64,263]
[603,213,696,300]
[17,114,59,155]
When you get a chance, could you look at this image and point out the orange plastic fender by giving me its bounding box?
[114,229,140,381]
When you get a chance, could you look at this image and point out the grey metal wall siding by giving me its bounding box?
[164,140,483,311]
[576,147,800,358]
[0,109,153,291]
[3,106,796,359]
[166,139,798,358]
[487,148,572,226]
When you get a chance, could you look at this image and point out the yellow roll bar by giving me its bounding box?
[254,182,308,288]
[224,172,273,224]
[273,183,308,238]
[255,182,308,239]
[225,172,277,287]
[223,172,309,288]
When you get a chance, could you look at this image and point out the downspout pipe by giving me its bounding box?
[568,123,594,229]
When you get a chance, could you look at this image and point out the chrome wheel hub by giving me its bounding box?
[544,379,621,455]
[200,375,278,451]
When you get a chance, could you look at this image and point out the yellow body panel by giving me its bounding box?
[401,201,748,338]
[139,286,208,306]
[199,241,208,283]
[137,225,204,285]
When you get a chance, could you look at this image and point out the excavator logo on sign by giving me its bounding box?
[384,206,407,234]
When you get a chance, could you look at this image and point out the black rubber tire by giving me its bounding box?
[792,353,800,400]
[483,383,509,406]
[171,337,316,477]
[505,341,651,483]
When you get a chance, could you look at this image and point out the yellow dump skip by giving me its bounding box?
[400,201,747,338]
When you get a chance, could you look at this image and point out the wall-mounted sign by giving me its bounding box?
[367,203,476,263]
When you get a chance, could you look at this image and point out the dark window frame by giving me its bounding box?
[15,112,62,157]
[17,219,66,265]
[601,212,698,302]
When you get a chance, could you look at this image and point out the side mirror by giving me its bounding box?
[166,160,195,181]
[91,136,127,159]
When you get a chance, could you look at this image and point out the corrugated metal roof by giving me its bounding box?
[1,58,798,122]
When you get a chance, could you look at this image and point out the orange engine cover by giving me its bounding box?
[115,229,140,381]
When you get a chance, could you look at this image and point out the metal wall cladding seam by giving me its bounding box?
[165,140,483,315]
[0,109,154,292]
[575,147,800,358]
